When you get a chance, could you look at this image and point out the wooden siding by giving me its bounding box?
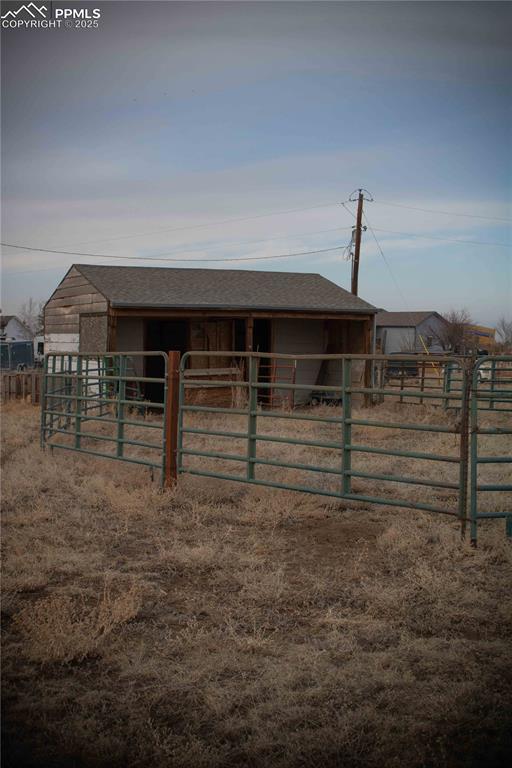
[44,267,108,335]
[189,319,233,369]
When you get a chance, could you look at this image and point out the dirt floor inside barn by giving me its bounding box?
[1,401,512,768]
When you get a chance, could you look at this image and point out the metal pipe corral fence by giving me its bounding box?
[36,350,512,545]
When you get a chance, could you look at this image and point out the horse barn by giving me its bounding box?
[44,264,377,405]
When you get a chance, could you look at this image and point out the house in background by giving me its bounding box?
[44,264,377,404]
[375,311,448,354]
[464,324,496,352]
[0,315,32,342]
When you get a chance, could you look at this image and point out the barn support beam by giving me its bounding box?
[246,316,254,352]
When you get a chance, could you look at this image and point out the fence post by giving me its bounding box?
[116,355,127,458]
[75,356,83,449]
[40,355,48,449]
[469,361,479,545]
[165,350,181,487]
[363,359,372,408]
[247,355,258,480]
[458,363,471,539]
[489,358,496,410]
[443,363,452,410]
[341,357,352,495]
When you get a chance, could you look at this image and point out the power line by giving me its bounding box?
[48,200,344,249]
[362,211,409,310]
[1,242,345,273]
[2,224,354,275]
[371,227,510,248]
[2,223,355,276]
[341,201,356,220]
[340,200,509,247]
[373,200,511,223]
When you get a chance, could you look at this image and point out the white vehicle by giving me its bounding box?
[476,355,492,383]
[33,335,44,367]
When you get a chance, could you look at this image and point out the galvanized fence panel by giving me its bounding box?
[38,350,511,545]
[41,352,169,484]
[177,352,474,534]
[470,356,512,543]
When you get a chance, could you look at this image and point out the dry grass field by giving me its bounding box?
[2,400,512,768]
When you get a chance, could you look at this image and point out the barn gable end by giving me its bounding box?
[44,266,109,353]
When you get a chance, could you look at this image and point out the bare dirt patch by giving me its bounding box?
[1,402,511,768]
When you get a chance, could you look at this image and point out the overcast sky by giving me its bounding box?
[1,0,511,325]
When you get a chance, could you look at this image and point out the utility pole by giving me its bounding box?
[351,190,364,296]
[348,188,372,296]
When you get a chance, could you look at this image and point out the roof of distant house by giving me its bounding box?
[375,311,445,328]
[73,264,377,314]
[0,314,24,330]
[0,314,15,329]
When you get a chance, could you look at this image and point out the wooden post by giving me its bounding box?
[420,361,426,405]
[246,316,254,352]
[165,350,181,487]
[363,317,372,407]
[245,317,254,385]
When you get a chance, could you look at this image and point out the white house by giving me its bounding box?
[375,311,448,354]
[0,315,32,342]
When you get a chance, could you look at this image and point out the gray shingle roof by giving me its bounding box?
[376,311,444,327]
[75,265,376,314]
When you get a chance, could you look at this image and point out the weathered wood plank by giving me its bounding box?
[46,302,107,317]
[48,294,108,309]
[58,275,90,286]
[45,320,80,332]
[50,285,104,300]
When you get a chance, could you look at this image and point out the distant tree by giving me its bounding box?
[430,308,473,353]
[19,297,44,336]
[496,316,512,351]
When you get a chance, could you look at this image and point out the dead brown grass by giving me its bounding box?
[1,400,512,768]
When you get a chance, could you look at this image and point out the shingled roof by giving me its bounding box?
[75,265,376,314]
[376,311,445,327]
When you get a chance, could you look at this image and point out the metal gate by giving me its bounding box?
[177,352,474,527]
[470,355,512,542]
[41,352,169,484]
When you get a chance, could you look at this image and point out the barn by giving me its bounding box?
[44,264,377,403]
